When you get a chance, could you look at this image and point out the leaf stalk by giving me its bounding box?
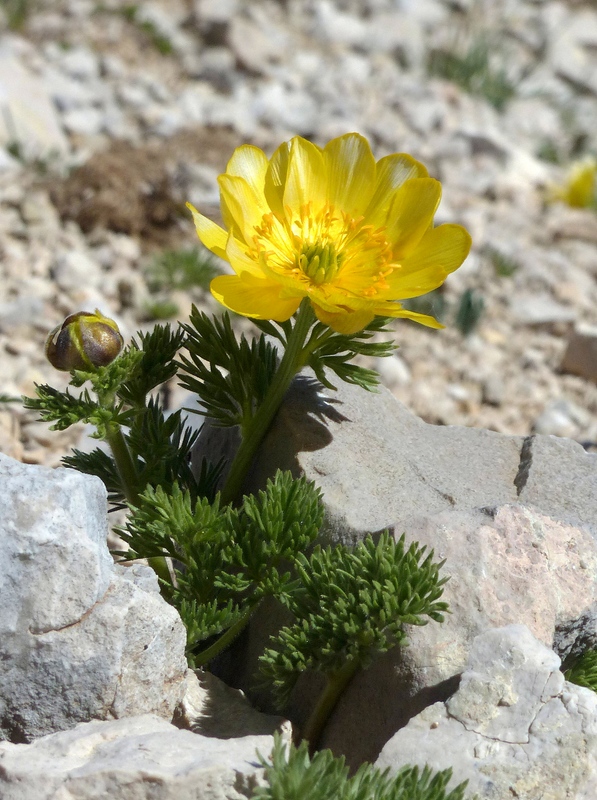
[104,415,173,590]
[193,601,260,666]
[300,657,360,752]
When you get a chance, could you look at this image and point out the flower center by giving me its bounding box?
[298,242,344,285]
[250,203,395,296]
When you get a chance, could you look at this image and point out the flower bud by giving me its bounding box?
[45,309,124,371]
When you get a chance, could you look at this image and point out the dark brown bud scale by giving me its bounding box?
[45,310,124,372]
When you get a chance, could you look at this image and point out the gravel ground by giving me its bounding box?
[1,0,596,467]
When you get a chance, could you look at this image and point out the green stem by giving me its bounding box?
[192,602,260,667]
[300,658,360,752]
[220,300,314,506]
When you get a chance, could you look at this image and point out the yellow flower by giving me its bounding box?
[550,157,597,209]
[189,133,472,334]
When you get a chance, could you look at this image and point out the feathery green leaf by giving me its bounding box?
[260,532,448,705]
[179,309,279,430]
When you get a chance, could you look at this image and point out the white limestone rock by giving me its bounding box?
[217,377,597,540]
[0,714,272,800]
[193,378,597,765]
[0,454,188,742]
[510,292,577,326]
[176,669,290,740]
[311,502,597,766]
[377,626,597,800]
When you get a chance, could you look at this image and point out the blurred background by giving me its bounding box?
[0,0,596,467]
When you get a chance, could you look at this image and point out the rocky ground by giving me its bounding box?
[1,0,597,467]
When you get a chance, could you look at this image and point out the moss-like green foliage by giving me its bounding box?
[118,4,173,54]
[146,247,221,293]
[253,734,471,800]
[1,0,30,30]
[486,247,519,278]
[565,650,597,693]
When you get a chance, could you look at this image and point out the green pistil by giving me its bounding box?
[300,243,343,285]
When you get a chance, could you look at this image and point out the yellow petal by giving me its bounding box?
[186,203,228,259]
[225,145,269,199]
[385,224,472,298]
[219,145,269,235]
[367,153,429,225]
[210,274,302,321]
[385,178,442,257]
[225,233,263,277]
[323,133,376,216]
[264,140,291,220]
[283,137,326,217]
[381,268,448,300]
[313,305,375,334]
[219,174,268,244]
[384,306,444,329]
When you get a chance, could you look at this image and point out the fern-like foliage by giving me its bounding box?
[306,317,396,391]
[117,324,184,407]
[260,533,448,706]
[178,308,279,430]
[118,471,325,659]
[118,483,220,560]
[565,650,597,693]
[23,382,112,431]
[69,348,143,401]
[220,472,324,597]
[127,399,200,497]
[254,316,396,391]
[177,597,247,649]
[253,734,471,800]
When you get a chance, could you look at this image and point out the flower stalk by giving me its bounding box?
[103,422,140,505]
[220,299,314,506]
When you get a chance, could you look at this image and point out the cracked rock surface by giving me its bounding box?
[175,668,289,740]
[234,378,597,540]
[201,377,597,768]
[0,453,188,743]
[0,714,272,800]
[376,625,597,800]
